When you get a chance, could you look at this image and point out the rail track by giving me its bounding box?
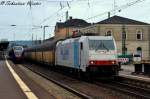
[21,64,93,99]
[16,61,150,99]
[95,77,150,99]
[117,75,150,89]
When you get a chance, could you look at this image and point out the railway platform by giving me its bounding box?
[119,64,150,82]
[0,59,55,99]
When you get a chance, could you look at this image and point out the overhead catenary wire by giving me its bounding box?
[38,0,100,25]
[85,0,146,21]
[38,0,146,25]
[38,0,76,25]
[2,0,147,38]
[31,0,147,40]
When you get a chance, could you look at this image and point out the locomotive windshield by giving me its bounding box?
[13,46,23,51]
[89,40,115,50]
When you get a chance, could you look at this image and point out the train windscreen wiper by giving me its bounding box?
[102,43,109,51]
[96,42,109,51]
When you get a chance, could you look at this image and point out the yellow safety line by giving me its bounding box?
[5,60,38,99]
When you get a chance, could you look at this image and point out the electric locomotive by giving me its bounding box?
[55,36,119,77]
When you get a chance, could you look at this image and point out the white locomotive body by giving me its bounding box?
[55,36,118,76]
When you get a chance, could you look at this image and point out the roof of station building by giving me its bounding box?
[97,15,149,25]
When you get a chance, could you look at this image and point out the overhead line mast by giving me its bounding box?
[114,0,117,15]
[39,0,74,25]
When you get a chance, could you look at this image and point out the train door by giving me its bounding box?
[74,41,80,69]
[79,40,88,72]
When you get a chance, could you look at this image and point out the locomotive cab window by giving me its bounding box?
[89,40,115,50]
[13,46,23,51]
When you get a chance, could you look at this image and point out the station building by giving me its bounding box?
[79,16,150,61]
[54,17,91,40]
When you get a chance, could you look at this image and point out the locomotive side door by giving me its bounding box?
[79,37,88,72]
[73,40,80,69]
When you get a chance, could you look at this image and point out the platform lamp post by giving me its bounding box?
[43,25,49,43]
[11,25,16,42]
[122,24,126,56]
[11,25,16,27]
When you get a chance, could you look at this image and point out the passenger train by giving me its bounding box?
[8,46,24,63]
[24,36,119,78]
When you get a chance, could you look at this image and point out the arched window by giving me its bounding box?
[136,30,143,40]
[105,30,112,36]
[137,47,142,51]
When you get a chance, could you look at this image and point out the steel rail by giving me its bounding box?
[22,64,93,99]
[94,81,150,99]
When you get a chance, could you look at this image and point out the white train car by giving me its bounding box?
[55,36,118,77]
[9,46,24,62]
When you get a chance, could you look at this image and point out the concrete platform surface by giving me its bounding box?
[0,60,27,99]
[0,60,55,99]
[119,64,150,82]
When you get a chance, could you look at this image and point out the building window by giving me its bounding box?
[137,47,142,57]
[136,30,143,40]
[105,30,112,36]
[125,47,127,54]
[122,31,127,40]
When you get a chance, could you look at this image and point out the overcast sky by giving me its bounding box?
[0,0,150,41]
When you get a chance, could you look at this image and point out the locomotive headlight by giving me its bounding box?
[112,61,116,64]
[112,61,115,64]
[90,61,94,64]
